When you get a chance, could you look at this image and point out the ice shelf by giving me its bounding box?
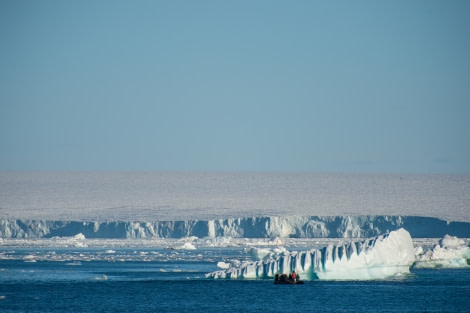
[1,215,470,239]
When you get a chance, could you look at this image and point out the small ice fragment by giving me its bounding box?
[217,262,230,269]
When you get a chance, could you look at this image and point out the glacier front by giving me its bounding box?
[2,215,470,239]
[206,228,415,280]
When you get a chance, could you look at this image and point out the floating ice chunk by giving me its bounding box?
[49,233,88,247]
[247,248,272,261]
[439,234,465,248]
[273,246,288,254]
[217,262,230,269]
[73,233,86,240]
[206,228,415,280]
[178,242,196,250]
[23,255,36,262]
[72,233,86,247]
[414,234,470,268]
[92,274,108,281]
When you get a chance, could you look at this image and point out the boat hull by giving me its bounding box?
[274,280,304,285]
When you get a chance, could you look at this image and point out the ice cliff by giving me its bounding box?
[1,215,469,239]
[206,228,416,280]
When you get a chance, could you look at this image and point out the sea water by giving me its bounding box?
[1,242,469,312]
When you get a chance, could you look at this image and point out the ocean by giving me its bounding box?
[1,240,469,313]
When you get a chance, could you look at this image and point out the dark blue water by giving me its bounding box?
[1,256,469,313]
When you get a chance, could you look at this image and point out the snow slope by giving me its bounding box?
[1,215,469,239]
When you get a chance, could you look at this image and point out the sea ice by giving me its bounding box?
[247,247,273,261]
[178,242,197,250]
[217,262,231,269]
[414,235,470,268]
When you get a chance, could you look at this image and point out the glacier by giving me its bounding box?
[1,215,470,239]
[206,228,416,280]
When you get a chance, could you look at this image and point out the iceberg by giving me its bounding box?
[217,262,231,269]
[414,235,470,268]
[247,247,275,261]
[206,228,415,280]
[178,242,197,250]
[49,233,87,247]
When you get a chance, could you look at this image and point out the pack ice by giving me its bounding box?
[414,235,470,268]
[206,228,415,280]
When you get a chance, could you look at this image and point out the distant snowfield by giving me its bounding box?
[1,172,469,222]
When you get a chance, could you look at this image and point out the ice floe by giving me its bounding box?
[414,235,470,268]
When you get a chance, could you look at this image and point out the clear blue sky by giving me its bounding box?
[1,0,469,173]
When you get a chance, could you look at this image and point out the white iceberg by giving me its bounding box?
[414,235,470,268]
[246,247,274,261]
[23,254,37,262]
[206,228,415,280]
[49,233,87,247]
[217,262,231,269]
[178,242,196,250]
[72,233,86,240]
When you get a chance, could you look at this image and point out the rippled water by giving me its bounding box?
[1,244,469,312]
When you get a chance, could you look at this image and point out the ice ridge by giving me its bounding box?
[206,228,416,280]
[1,215,470,239]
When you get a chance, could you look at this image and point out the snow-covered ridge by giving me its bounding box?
[1,215,470,239]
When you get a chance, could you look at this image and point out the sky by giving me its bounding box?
[1,0,469,173]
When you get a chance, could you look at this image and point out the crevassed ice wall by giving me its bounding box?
[1,216,470,239]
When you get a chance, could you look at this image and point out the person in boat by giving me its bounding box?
[291,271,297,282]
